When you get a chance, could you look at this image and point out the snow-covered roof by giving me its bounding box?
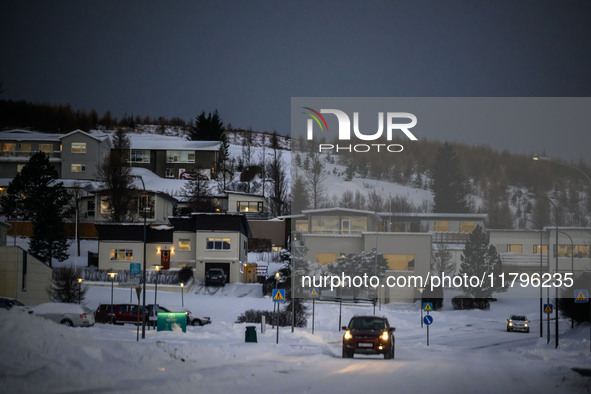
[0,129,61,142]
[126,133,220,151]
[301,207,380,216]
[379,212,488,219]
[60,129,109,142]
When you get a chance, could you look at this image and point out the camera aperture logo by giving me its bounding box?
[303,107,418,153]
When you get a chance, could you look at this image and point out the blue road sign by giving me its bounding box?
[272,289,286,302]
[544,304,553,314]
[575,289,589,303]
[423,315,433,325]
[130,263,141,275]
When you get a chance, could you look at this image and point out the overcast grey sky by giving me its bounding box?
[2,1,591,161]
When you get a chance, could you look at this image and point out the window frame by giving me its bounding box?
[71,142,87,153]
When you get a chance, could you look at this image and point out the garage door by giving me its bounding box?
[205,262,230,283]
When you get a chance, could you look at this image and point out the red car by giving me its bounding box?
[342,315,396,359]
[95,304,146,325]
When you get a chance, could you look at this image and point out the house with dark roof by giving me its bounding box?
[96,213,251,283]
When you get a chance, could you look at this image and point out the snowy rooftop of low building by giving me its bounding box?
[125,133,220,151]
[0,129,62,141]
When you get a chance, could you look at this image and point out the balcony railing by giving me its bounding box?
[0,150,61,159]
[431,232,470,243]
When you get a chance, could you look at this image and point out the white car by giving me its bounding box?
[506,315,529,333]
[31,303,95,327]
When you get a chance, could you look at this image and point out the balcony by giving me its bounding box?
[431,232,470,244]
[0,150,61,161]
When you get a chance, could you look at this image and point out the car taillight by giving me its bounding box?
[80,313,86,318]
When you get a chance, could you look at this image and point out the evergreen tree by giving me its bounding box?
[49,267,87,303]
[459,225,506,299]
[0,152,71,267]
[98,128,135,222]
[189,110,229,164]
[431,142,469,213]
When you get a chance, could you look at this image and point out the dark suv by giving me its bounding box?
[205,268,227,286]
[95,304,147,325]
[342,315,395,359]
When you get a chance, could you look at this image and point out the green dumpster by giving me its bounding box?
[245,325,257,343]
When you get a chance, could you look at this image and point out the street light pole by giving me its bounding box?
[180,282,184,307]
[153,265,162,306]
[525,217,544,339]
[558,231,574,329]
[108,272,117,323]
[77,278,83,304]
[133,175,147,339]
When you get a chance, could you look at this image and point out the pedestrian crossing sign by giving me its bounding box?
[310,288,319,297]
[574,289,589,303]
[423,302,433,311]
[544,304,553,314]
[273,289,286,302]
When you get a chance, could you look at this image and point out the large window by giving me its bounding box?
[165,168,175,178]
[71,142,87,153]
[206,238,231,250]
[383,254,415,271]
[178,239,191,251]
[316,253,338,265]
[507,244,522,254]
[433,221,450,232]
[129,149,150,163]
[310,216,340,233]
[237,201,263,212]
[295,220,308,233]
[136,195,155,219]
[17,143,31,156]
[39,143,53,154]
[533,245,548,255]
[555,244,590,258]
[71,164,86,173]
[110,249,133,261]
[459,221,475,233]
[1,143,16,156]
[166,150,195,163]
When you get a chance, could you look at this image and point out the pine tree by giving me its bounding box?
[98,128,134,222]
[49,267,88,303]
[431,142,469,213]
[189,110,229,164]
[459,225,506,299]
[0,152,71,267]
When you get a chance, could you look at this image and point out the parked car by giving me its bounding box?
[95,303,146,325]
[31,303,95,327]
[0,296,29,311]
[149,305,212,326]
[205,268,227,286]
[506,315,529,333]
[342,315,395,359]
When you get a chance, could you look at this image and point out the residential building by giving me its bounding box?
[0,246,52,306]
[96,213,251,283]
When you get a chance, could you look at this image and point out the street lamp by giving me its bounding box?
[558,231,574,328]
[525,218,545,339]
[153,265,163,306]
[180,282,184,307]
[133,175,147,339]
[419,287,425,328]
[77,278,84,304]
[108,272,118,323]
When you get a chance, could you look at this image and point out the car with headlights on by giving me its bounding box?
[342,315,395,359]
[31,303,95,327]
[506,315,529,333]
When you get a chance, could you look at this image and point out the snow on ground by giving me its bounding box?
[1,280,590,394]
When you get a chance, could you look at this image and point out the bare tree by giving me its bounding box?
[431,243,456,276]
[304,152,326,209]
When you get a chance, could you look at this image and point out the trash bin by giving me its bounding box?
[245,325,257,343]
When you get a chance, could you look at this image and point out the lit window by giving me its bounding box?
[39,144,53,154]
[206,238,231,250]
[237,201,263,212]
[507,244,522,254]
[433,221,450,232]
[384,254,416,271]
[71,142,87,153]
[459,221,475,233]
[71,164,86,172]
[166,150,195,163]
[533,245,548,255]
[16,164,25,173]
[315,253,338,265]
[110,249,133,261]
[179,239,191,251]
[129,149,150,163]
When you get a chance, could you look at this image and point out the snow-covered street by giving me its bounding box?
[1,280,590,394]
